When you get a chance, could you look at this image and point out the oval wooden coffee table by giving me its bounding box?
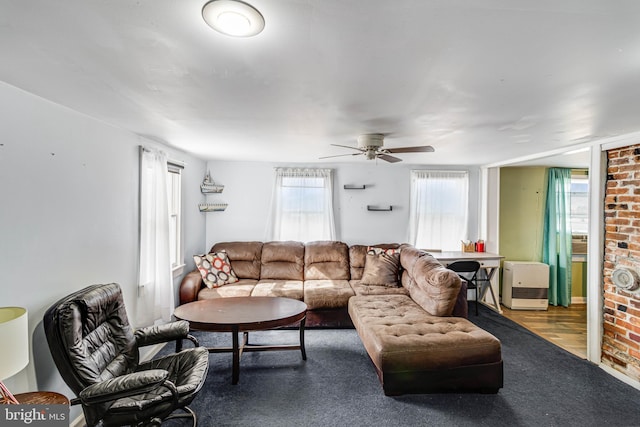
[174,296,307,385]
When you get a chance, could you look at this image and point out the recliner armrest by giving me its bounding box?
[78,369,172,405]
[135,320,191,347]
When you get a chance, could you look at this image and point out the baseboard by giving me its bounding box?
[70,414,85,427]
[600,364,640,391]
[68,342,168,427]
[571,296,587,304]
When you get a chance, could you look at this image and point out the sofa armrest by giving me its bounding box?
[179,270,203,304]
[452,280,468,318]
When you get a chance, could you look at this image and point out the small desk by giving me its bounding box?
[433,252,504,313]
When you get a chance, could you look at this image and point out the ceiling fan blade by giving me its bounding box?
[319,152,363,159]
[378,154,402,163]
[330,144,363,152]
[385,145,435,153]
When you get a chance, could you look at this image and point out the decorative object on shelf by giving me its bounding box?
[199,202,228,212]
[344,184,366,190]
[367,205,392,211]
[0,307,29,404]
[201,171,224,193]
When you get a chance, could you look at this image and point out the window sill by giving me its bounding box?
[172,263,186,278]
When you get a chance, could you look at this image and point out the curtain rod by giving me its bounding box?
[140,145,185,168]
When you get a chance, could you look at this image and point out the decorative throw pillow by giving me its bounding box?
[194,251,239,288]
[360,247,401,286]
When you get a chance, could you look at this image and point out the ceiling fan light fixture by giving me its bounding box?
[202,0,265,37]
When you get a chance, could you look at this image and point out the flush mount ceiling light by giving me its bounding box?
[202,0,265,37]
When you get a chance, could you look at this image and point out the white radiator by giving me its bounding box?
[502,261,550,310]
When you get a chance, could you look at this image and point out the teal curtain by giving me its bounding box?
[542,168,573,307]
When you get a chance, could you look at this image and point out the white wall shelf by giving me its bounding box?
[199,203,228,212]
[200,171,226,211]
[367,205,392,211]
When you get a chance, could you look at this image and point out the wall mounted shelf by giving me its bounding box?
[200,171,224,193]
[199,203,228,212]
[367,205,393,211]
[199,171,226,211]
[201,183,224,193]
[344,184,366,190]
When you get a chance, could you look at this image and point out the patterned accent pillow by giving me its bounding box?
[194,251,239,288]
[360,247,402,286]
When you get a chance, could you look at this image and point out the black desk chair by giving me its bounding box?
[447,260,481,315]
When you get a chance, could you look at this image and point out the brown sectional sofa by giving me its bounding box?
[180,241,428,327]
[178,240,503,395]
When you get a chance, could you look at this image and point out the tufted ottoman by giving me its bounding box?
[348,294,503,395]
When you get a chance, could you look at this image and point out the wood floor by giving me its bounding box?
[499,303,587,359]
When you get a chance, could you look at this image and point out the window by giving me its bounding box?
[167,163,184,274]
[409,170,469,251]
[267,168,336,242]
[137,147,175,325]
[570,173,589,236]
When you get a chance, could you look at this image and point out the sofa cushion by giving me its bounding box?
[349,244,401,280]
[260,241,305,280]
[303,280,354,309]
[211,242,263,280]
[197,279,258,299]
[304,241,350,280]
[360,247,401,286]
[350,280,410,296]
[251,280,304,300]
[401,250,462,316]
[194,251,239,288]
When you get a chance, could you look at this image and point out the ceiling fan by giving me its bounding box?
[319,134,434,163]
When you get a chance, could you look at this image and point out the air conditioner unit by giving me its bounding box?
[502,261,550,310]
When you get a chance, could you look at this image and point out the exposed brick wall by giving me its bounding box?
[603,144,640,380]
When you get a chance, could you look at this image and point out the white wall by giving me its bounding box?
[0,82,206,411]
[204,160,480,247]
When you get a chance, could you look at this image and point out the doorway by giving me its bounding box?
[496,165,589,358]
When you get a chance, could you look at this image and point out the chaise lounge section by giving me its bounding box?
[349,246,503,395]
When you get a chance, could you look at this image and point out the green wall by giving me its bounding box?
[499,167,547,262]
[499,167,586,299]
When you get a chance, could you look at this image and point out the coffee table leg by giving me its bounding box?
[299,316,307,361]
[232,326,240,385]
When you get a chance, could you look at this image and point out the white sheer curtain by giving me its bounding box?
[267,168,336,242]
[408,170,469,251]
[136,147,174,327]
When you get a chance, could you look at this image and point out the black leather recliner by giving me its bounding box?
[43,283,209,426]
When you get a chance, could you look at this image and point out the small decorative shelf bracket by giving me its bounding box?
[367,205,393,211]
[344,184,366,190]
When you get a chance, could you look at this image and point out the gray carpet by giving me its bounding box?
[164,306,640,427]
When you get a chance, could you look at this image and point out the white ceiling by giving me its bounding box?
[2,1,639,167]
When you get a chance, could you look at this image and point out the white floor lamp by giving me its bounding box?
[0,307,28,404]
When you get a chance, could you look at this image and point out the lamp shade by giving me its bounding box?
[0,307,29,380]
